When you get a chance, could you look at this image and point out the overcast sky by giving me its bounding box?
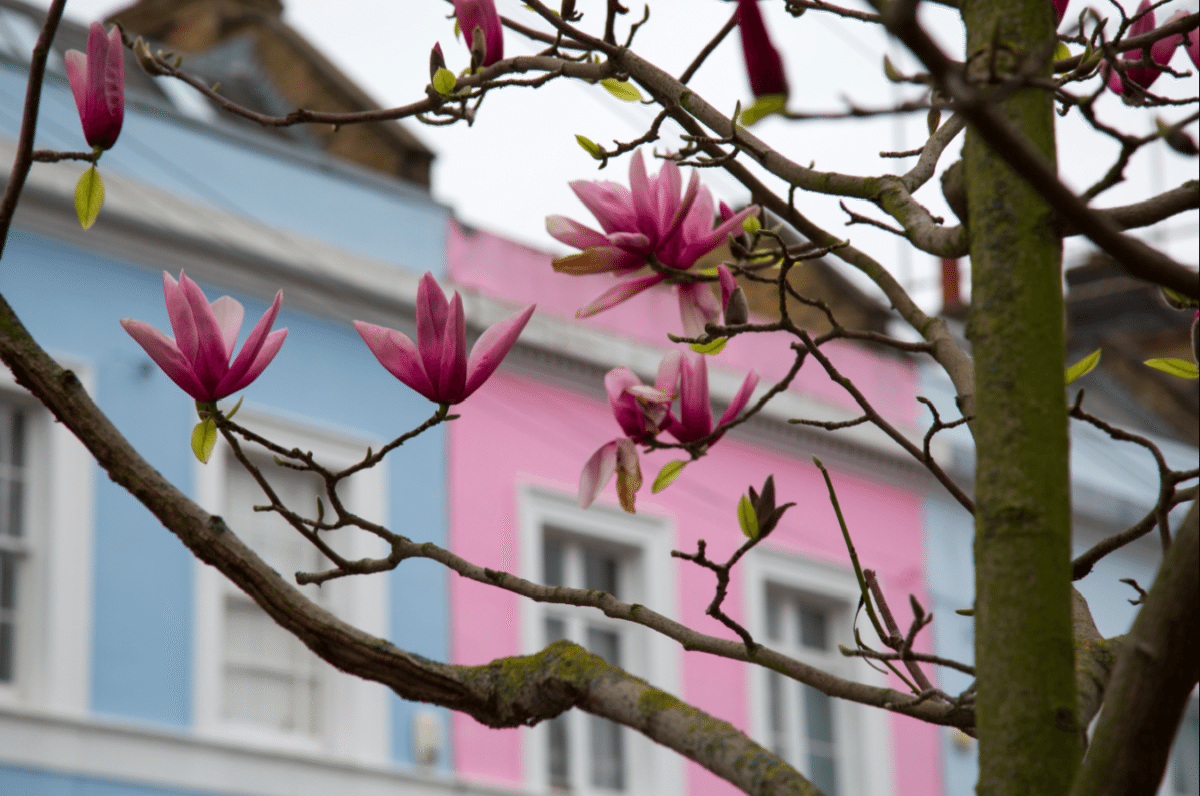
[39,0,1200,311]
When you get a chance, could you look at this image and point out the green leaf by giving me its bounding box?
[690,337,727,355]
[600,78,643,102]
[223,395,244,421]
[737,494,759,539]
[432,67,457,96]
[454,19,461,39]
[75,166,104,230]
[739,94,786,126]
[1144,358,1200,379]
[575,134,604,160]
[1065,349,1101,385]
[742,215,762,235]
[652,460,689,493]
[883,55,904,83]
[1053,41,1071,62]
[191,418,217,464]
[1161,287,1200,309]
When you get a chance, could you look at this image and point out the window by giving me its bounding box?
[194,409,391,762]
[517,485,682,796]
[542,533,630,791]
[763,589,842,795]
[0,364,94,714]
[745,548,894,796]
[0,402,26,686]
[220,459,327,735]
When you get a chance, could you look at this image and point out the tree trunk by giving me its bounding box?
[962,1,1080,793]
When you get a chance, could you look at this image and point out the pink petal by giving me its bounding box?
[120,318,208,400]
[436,292,468,402]
[453,0,503,65]
[677,282,721,338]
[737,0,789,98]
[552,247,637,275]
[576,273,667,318]
[655,349,683,393]
[354,320,437,402]
[163,271,198,365]
[678,203,758,267]
[570,180,636,235]
[462,303,536,400]
[99,24,124,148]
[546,215,610,250]
[1130,0,1155,38]
[209,295,244,360]
[415,273,452,389]
[217,328,288,397]
[179,273,232,392]
[652,158,683,233]
[606,231,652,253]
[675,349,714,442]
[64,50,88,123]
[717,370,761,431]
[717,265,737,309]
[661,169,702,247]
[579,439,620,509]
[1053,0,1069,26]
[605,367,646,438]
[222,290,283,395]
[627,150,658,241]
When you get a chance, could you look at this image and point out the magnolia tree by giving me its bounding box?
[1,0,1198,794]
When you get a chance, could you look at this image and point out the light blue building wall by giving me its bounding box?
[919,365,1199,795]
[0,20,466,792]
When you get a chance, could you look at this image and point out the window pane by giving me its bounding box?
[548,712,571,789]
[584,548,620,598]
[766,597,782,642]
[587,626,620,666]
[589,712,625,790]
[0,550,15,610]
[543,538,564,587]
[798,605,828,650]
[802,683,835,745]
[8,410,23,467]
[767,670,788,759]
[223,598,320,733]
[0,620,12,682]
[808,753,839,796]
[545,616,567,644]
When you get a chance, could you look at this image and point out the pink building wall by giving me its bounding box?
[446,221,940,795]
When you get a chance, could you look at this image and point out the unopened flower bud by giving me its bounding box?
[430,42,446,81]
[724,287,750,326]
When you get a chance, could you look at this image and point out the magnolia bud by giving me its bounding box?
[724,287,750,326]
[429,42,446,81]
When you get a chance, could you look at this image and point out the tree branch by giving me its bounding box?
[1069,501,1199,796]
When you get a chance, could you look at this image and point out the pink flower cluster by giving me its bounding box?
[547,150,757,337]
[580,350,759,511]
[1103,1,1197,97]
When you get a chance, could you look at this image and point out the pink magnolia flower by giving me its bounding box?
[1166,10,1199,69]
[736,0,788,98]
[65,23,125,151]
[1104,1,1181,95]
[606,351,681,442]
[578,437,641,511]
[121,272,287,402]
[354,272,535,405]
[663,349,759,445]
[454,0,503,67]
[546,150,757,335]
[1053,0,1069,26]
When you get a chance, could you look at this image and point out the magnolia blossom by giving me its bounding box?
[1053,0,1069,26]
[578,350,758,510]
[663,349,759,444]
[453,0,503,67]
[121,272,287,402]
[736,0,788,98]
[1104,1,1181,95]
[355,272,535,405]
[546,150,757,335]
[65,22,125,151]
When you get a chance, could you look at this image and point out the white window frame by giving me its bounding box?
[193,407,391,764]
[517,483,682,796]
[0,358,95,717]
[744,545,895,796]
